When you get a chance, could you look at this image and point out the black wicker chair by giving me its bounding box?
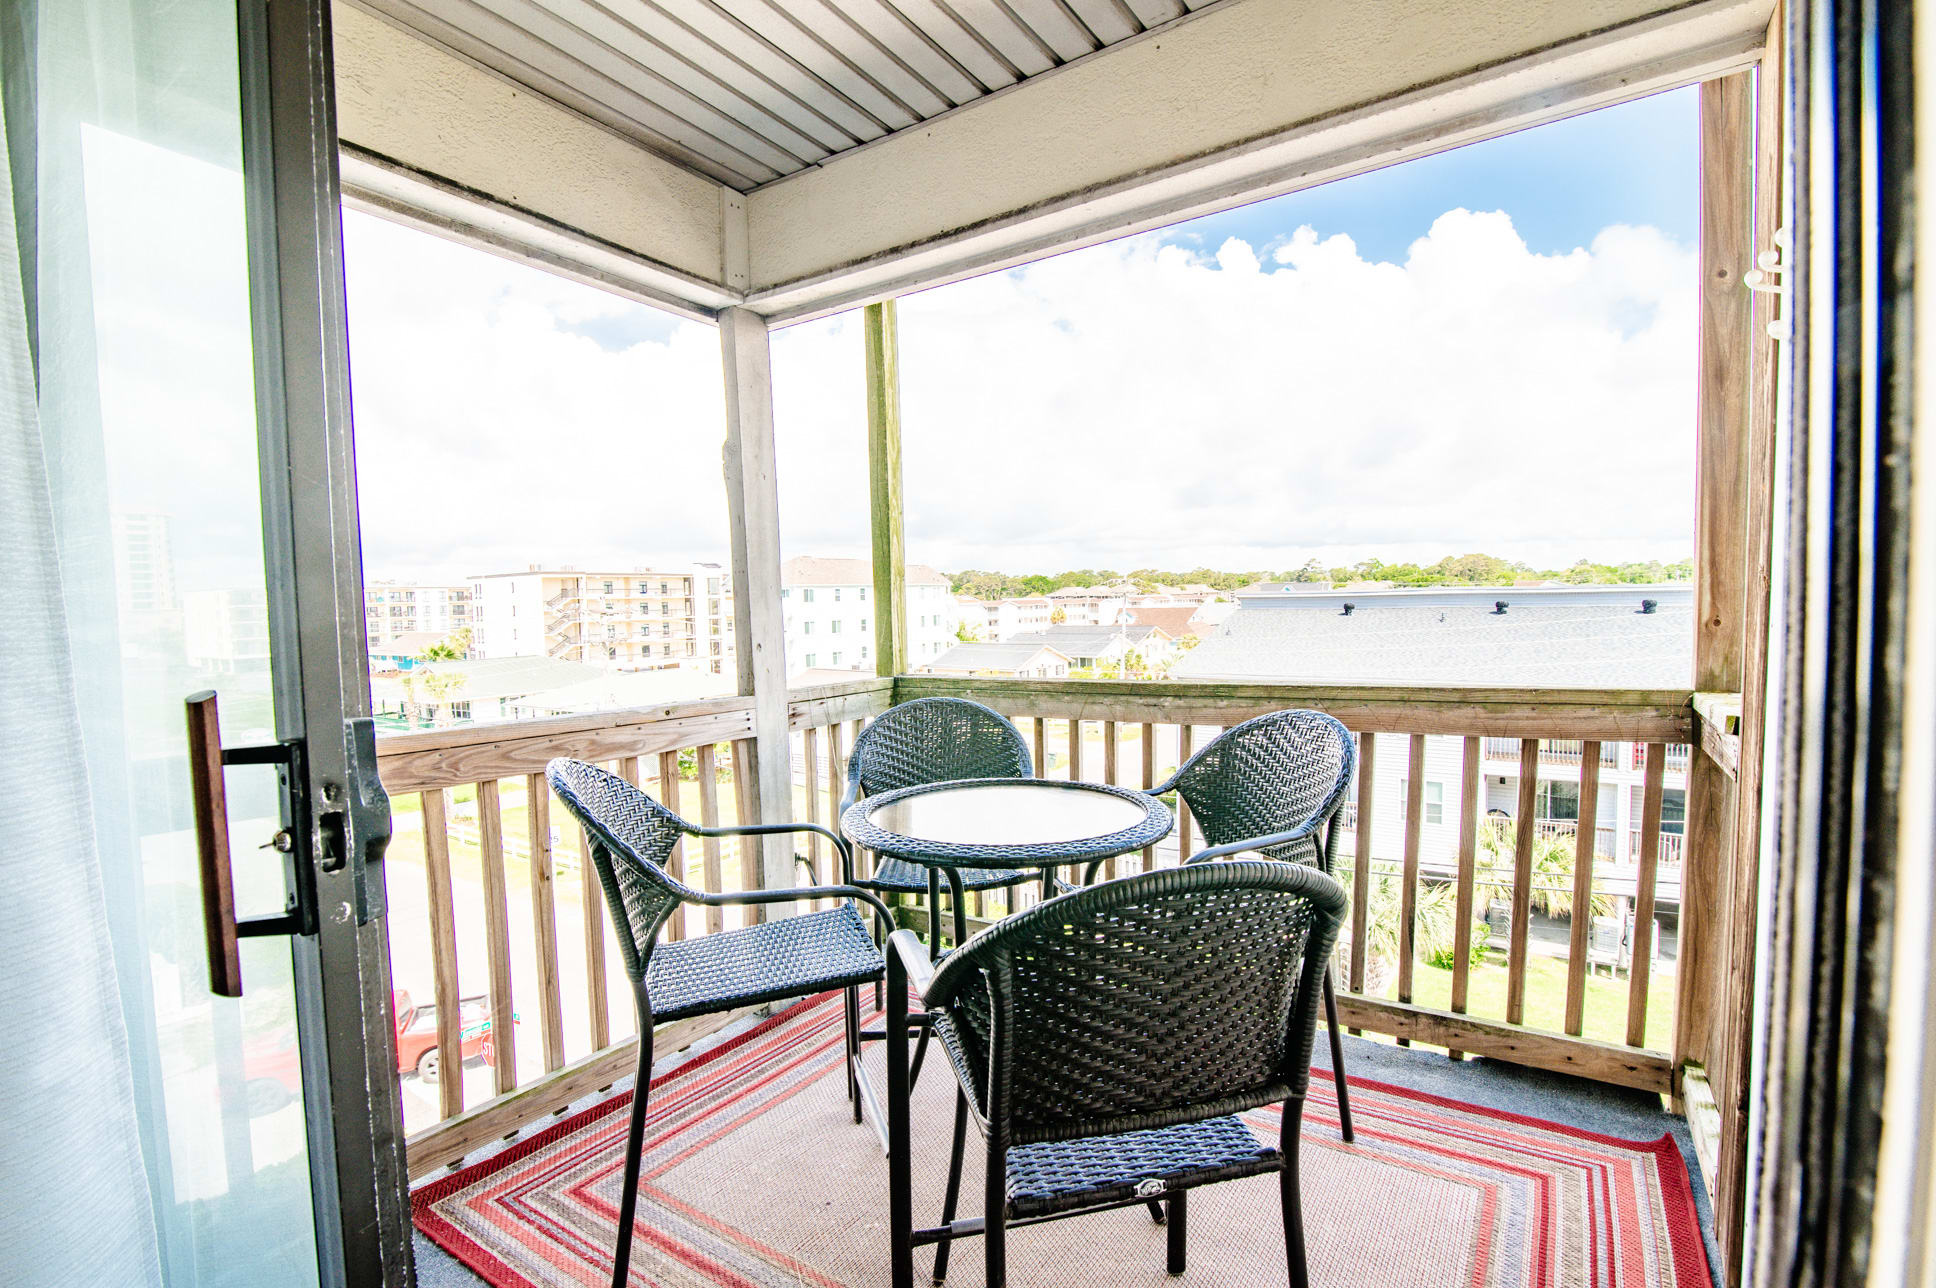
[885,861,1348,1288]
[546,758,895,1288]
[1142,709,1359,1142]
[840,697,1036,953]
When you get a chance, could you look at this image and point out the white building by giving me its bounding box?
[955,594,1054,642]
[364,579,473,645]
[183,587,270,675]
[781,556,955,675]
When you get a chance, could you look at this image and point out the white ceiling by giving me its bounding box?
[348,0,1226,190]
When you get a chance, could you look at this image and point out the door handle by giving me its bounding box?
[185,691,306,997]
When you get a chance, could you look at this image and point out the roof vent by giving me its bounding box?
[1493,600,1510,614]
[1640,598,1658,614]
[1341,602,1355,616]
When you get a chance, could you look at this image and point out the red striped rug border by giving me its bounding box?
[413,991,1713,1288]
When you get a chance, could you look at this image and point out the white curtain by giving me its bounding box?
[0,73,165,1285]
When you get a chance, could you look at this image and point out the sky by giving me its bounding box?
[345,86,1699,583]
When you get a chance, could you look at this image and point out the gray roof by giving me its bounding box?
[926,642,1070,672]
[1009,624,1166,653]
[1175,592,1693,688]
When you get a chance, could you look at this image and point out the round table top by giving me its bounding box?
[841,777,1173,870]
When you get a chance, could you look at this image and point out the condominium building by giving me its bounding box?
[957,594,1054,642]
[468,565,709,670]
[781,556,955,675]
[363,580,473,644]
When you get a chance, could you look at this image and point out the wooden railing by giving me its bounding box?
[380,674,1707,1178]
[895,676,1697,1092]
[377,676,892,1176]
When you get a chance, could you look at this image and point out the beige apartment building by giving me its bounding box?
[468,564,730,672]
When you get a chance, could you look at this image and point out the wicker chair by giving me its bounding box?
[545,758,895,1288]
[840,697,1036,952]
[884,861,1348,1288]
[1144,709,1359,1142]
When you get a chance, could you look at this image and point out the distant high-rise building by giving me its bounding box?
[466,565,713,671]
[111,510,177,620]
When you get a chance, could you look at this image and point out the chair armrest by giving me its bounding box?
[696,883,895,932]
[690,819,856,882]
[1187,817,1325,865]
[885,928,938,1001]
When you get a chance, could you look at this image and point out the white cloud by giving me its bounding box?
[347,205,1697,583]
[344,210,732,582]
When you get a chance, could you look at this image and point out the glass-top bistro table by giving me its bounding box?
[841,777,1175,946]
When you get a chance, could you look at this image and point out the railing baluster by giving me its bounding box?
[696,743,725,933]
[803,726,823,909]
[526,772,565,1074]
[1350,733,1374,999]
[730,738,762,924]
[828,720,849,881]
[1102,721,1119,878]
[1628,744,1668,1047]
[658,749,686,940]
[1563,742,1604,1035]
[420,788,463,1119]
[580,819,609,1050]
[848,719,870,883]
[1397,734,1426,1045]
[1176,724,1195,862]
[1507,739,1540,1025]
[1449,736,1481,1058]
[1140,722,1156,872]
[1032,717,1046,779]
[475,778,517,1093]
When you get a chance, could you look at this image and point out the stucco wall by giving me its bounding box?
[331,3,726,289]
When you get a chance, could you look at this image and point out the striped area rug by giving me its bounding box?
[414,992,1711,1288]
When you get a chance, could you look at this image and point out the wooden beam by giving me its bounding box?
[1333,995,1673,1094]
[864,300,908,678]
[720,306,795,897]
[1712,21,1784,1273]
[1678,70,1755,1092]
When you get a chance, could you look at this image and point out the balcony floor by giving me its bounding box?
[412,1010,1716,1287]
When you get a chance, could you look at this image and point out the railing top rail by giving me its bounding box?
[895,675,1697,741]
[377,676,894,794]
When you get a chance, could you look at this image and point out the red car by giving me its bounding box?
[239,990,512,1113]
[393,989,508,1084]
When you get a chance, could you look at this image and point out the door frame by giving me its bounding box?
[238,1,411,1282]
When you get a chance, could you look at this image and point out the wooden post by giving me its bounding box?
[1677,73,1755,1092]
[865,300,908,679]
[1712,21,1785,1276]
[720,307,796,901]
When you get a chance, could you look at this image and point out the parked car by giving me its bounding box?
[240,989,510,1113]
[393,989,507,1084]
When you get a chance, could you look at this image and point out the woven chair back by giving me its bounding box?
[849,697,1032,797]
[927,861,1347,1144]
[547,758,698,983]
[1171,710,1355,870]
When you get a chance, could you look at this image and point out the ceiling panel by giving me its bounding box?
[348,0,1226,190]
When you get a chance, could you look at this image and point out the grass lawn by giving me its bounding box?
[1395,949,1673,1052]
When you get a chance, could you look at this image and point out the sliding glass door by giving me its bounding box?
[4,2,405,1283]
